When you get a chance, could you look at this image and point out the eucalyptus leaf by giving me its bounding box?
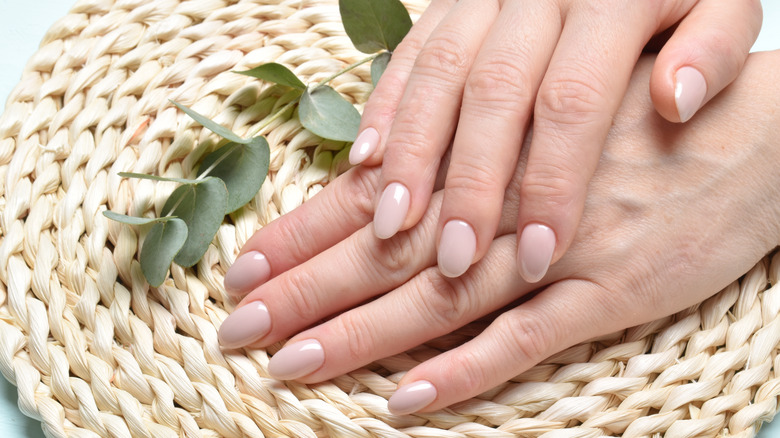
[339,0,412,53]
[198,136,270,213]
[103,211,176,225]
[162,177,228,267]
[299,85,361,142]
[371,52,391,87]
[171,101,249,144]
[140,218,188,287]
[234,63,306,90]
[118,172,199,185]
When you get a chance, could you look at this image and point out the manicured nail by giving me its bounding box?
[373,182,410,239]
[674,66,707,123]
[218,301,271,348]
[268,339,325,380]
[349,128,380,165]
[388,381,437,415]
[517,223,556,283]
[438,220,477,278]
[224,251,271,296]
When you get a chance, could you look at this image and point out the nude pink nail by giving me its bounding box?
[268,339,325,380]
[224,251,271,296]
[388,381,437,415]
[438,220,477,278]
[675,66,707,123]
[218,301,271,348]
[373,182,410,239]
[517,223,556,283]
[349,128,380,165]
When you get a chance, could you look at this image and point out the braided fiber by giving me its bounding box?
[0,0,778,436]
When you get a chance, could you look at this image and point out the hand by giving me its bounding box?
[349,0,763,283]
[218,52,780,414]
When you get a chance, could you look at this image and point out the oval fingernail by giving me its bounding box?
[388,380,437,415]
[349,128,380,165]
[224,251,271,296]
[218,301,271,348]
[675,66,707,123]
[517,223,555,283]
[268,339,325,380]
[438,220,477,278]
[374,182,410,239]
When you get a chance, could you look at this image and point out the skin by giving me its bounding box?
[353,0,763,282]
[222,51,780,412]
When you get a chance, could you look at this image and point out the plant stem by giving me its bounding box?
[314,53,380,89]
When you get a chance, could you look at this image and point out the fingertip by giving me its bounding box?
[674,66,707,123]
[373,182,411,239]
[516,223,556,283]
[437,220,477,278]
[349,128,381,166]
[388,380,438,415]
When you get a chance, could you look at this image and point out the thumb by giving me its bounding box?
[650,0,762,123]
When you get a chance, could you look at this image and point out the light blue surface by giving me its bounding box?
[0,1,779,437]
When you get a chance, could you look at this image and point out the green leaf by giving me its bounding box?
[162,177,228,267]
[198,136,270,213]
[299,85,361,142]
[371,52,391,87]
[118,172,199,185]
[140,218,188,287]
[234,63,306,90]
[103,211,177,225]
[339,0,413,53]
[171,101,249,144]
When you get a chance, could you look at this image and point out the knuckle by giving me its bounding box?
[278,270,323,323]
[336,311,377,363]
[415,269,471,326]
[446,158,507,200]
[464,57,533,108]
[415,32,471,80]
[521,160,583,209]
[372,234,416,274]
[336,169,378,224]
[439,349,487,396]
[535,71,607,128]
[272,212,314,263]
[493,311,553,363]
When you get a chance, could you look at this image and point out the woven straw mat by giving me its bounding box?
[0,0,779,436]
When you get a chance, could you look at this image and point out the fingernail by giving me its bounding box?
[218,301,271,348]
[438,220,477,278]
[224,251,271,296]
[373,182,410,239]
[517,223,556,283]
[388,380,437,415]
[268,339,325,380]
[674,66,707,123]
[349,128,380,165]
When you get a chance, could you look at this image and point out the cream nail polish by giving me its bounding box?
[224,251,271,296]
[517,223,556,283]
[388,381,437,415]
[218,301,271,348]
[373,182,410,239]
[675,66,707,123]
[349,128,380,165]
[438,220,477,278]
[268,339,325,380]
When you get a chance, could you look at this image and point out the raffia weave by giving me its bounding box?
[0,0,778,436]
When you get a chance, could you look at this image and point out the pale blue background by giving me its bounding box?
[0,1,778,436]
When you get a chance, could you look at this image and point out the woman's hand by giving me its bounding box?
[350,0,762,283]
[218,52,780,414]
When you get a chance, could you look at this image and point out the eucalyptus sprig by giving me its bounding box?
[104,0,413,287]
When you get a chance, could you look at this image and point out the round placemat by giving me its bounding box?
[1,0,779,436]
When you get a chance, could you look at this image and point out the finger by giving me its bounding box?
[372,0,499,240]
[436,1,560,278]
[389,279,621,414]
[223,166,378,296]
[349,0,457,166]
[516,3,655,283]
[263,235,537,383]
[218,191,445,349]
[650,0,763,123]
